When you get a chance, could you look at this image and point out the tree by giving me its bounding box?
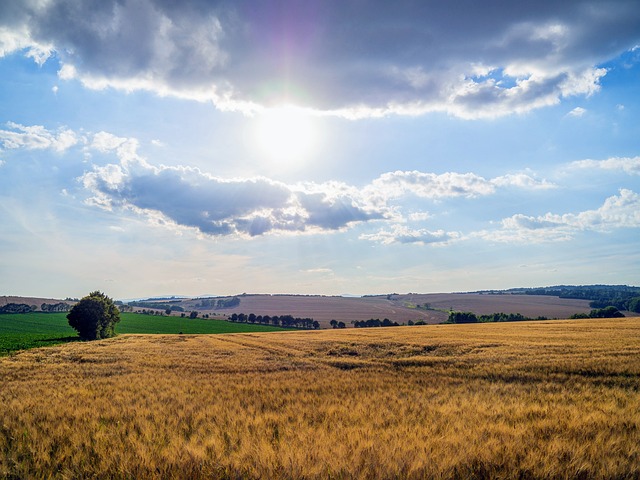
[448,311,478,324]
[189,311,198,319]
[628,297,640,313]
[589,306,624,318]
[330,319,338,329]
[67,291,121,340]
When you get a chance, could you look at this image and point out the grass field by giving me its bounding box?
[0,312,286,356]
[1,317,639,478]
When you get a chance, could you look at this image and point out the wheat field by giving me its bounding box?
[1,318,639,479]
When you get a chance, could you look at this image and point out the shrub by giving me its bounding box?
[67,291,121,340]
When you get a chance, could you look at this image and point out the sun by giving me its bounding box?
[254,105,317,166]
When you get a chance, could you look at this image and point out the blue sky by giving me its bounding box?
[1,0,639,299]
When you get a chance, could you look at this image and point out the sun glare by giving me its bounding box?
[254,106,317,166]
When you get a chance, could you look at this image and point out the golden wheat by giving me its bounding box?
[1,318,639,479]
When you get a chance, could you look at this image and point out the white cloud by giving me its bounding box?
[407,212,432,222]
[477,189,640,243]
[569,156,640,176]
[1,1,638,118]
[567,106,587,117]
[360,225,461,246]
[0,122,77,152]
[369,170,554,200]
[303,268,334,275]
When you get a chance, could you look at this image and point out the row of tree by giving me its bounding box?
[447,311,547,324]
[195,297,241,309]
[353,318,400,328]
[448,306,626,324]
[126,301,185,312]
[520,285,640,312]
[0,303,33,314]
[0,302,72,314]
[570,306,625,319]
[229,313,319,329]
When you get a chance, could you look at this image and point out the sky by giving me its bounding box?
[1,0,640,299]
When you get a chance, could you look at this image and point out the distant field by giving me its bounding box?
[175,293,593,327]
[1,317,639,478]
[0,312,286,356]
[396,293,593,318]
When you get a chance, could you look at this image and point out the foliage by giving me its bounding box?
[229,313,318,329]
[448,311,478,323]
[353,318,400,328]
[194,296,241,309]
[448,311,548,324]
[40,302,71,313]
[126,301,185,312]
[67,291,121,340]
[570,306,625,319]
[516,284,640,310]
[0,303,34,314]
[628,296,640,313]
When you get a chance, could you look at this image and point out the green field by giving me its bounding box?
[0,312,287,356]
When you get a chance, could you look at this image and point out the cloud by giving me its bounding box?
[81,151,558,238]
[0,122,77,152]
[569,156,640,176]
[1,0,639,118]
[0,122,565,239]
[369,170,554,200]
[567,106,587,117]
[478,189,640,243]
[82,152,388,237]
[360,225,461,246]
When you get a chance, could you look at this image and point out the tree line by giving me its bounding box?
[447,311,548,324]
[229,313,319,329]
[195,297,241,309]
[447,307,626,324]
[0,302,71,314]
[570,306,626,319]
[518,285,640,312]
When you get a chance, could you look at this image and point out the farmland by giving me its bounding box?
[172,292,593,327]
[1,317,639,478]
[0,312,285,356]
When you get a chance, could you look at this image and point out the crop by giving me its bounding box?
[1,318,639,478]
[0,312,286,356]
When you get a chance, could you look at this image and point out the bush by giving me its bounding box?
[67,291,121,340]
[448,311,478,323]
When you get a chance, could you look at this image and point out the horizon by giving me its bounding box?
[1,1,639,299]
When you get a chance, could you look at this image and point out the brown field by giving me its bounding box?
[187,293,592,327]
[396,293,592,318]
[2,317,639,479]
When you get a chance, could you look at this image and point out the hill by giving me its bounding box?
[138,292,593,327]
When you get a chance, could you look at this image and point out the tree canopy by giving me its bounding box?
[67,291,121,340]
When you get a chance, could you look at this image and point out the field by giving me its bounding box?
[0,312,285,356]
[179,293,593,327]
[1,317,639,479]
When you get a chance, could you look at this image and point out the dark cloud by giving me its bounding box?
[2,0,639,117]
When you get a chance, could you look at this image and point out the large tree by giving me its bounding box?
[67,291,121,340]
